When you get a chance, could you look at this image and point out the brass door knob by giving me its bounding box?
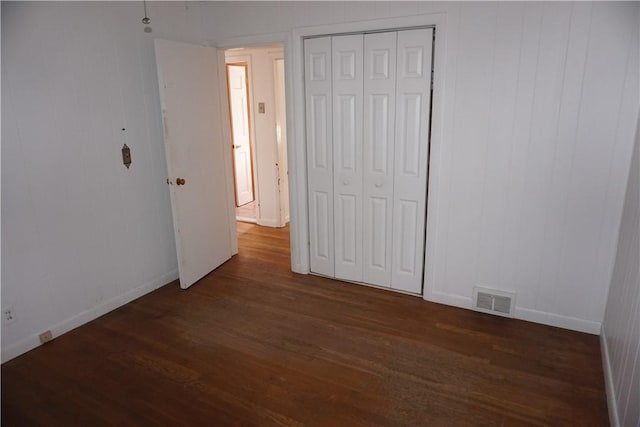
[176,178,186,186]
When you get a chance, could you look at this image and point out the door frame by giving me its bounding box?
[291,13,448,303]
[224,47,285,227]
[271,54,290,226]
[212,11,448,302]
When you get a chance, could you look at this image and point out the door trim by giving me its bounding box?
[216,49,239,257]
[271,54,290,227]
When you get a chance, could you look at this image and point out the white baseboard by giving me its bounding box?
[427,291,602,334]
[236,216,257,224]
[601,325,619,427]
[515,307,601,335]
[425,291,470,308]
[257,217,282,228]
[1,269,179,363]
[291,262,307,274]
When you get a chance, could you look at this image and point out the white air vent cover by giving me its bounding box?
[473,287,516,318]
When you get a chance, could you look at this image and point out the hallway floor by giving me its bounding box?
[236,199,256,222]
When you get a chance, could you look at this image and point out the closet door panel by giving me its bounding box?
[363,32,397,287]
[391,28,433,294]
[333,35,364,282]
[305,37,334,277]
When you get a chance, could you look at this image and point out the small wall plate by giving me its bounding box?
[122,144,131,168]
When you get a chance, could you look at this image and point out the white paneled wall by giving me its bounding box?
[426,2,639,332]
[2,2,638,362]
[602,115,640,427]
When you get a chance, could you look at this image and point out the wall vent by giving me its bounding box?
[473,287,516,318]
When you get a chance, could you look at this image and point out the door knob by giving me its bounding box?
[176,178,186,186]
[233,144,242,149]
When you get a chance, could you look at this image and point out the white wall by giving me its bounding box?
[427,2,640,333]
[1,2,183,361]
[226,46,285,228]
[601,113,640,427]
[1,2,638,362]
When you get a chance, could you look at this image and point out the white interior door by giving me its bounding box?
[227,64,255,207]
[155,39,233,289]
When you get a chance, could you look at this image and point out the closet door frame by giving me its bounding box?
[292,13,447,302]
[306,29,433,293]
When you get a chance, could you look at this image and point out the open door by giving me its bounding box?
[226,63,255,207]
[274,57,289,225]
[155,39,233,289]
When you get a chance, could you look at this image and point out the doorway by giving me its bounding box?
[225,45,289,228]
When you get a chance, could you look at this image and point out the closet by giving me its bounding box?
[305,28,433,294]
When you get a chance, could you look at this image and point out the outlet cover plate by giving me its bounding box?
[3,305,16,325]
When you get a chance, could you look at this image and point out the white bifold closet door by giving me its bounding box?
[333,35,364,282]
[363,31,397,287]
[305,28,433,294]
[305,37,334,277]
[390,29,433,293]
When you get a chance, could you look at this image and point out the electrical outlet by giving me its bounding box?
[39,330,53,344]
[3,305,16,325]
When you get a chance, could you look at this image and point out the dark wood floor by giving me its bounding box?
[2,223,609,426]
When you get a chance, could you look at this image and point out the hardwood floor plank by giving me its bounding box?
[2,223,608,426]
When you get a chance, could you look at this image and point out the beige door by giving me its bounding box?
[226,63,255,207]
